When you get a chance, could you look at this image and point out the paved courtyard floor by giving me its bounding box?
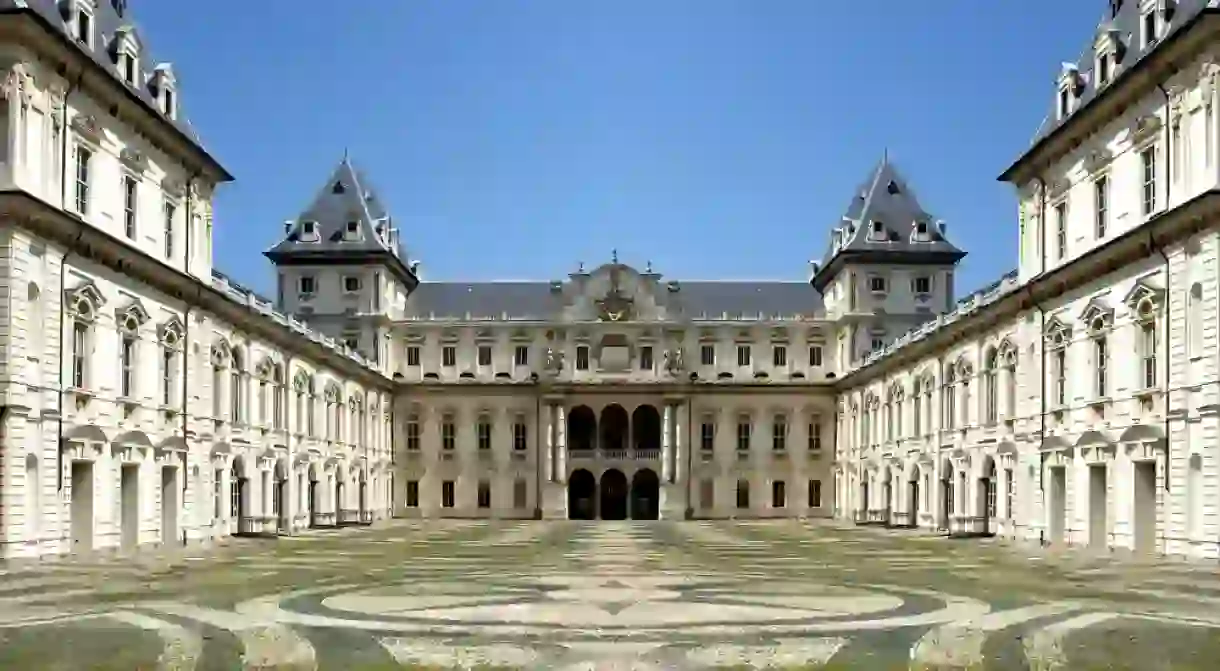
[1,520,1219,670]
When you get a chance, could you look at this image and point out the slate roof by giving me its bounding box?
[265,156,418,289]
[402,280,823,321]
[1004,0,1217,179]
[810,156,965,292]
[0,0,230,180]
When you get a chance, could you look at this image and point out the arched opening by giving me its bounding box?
[308,463,320,527]
[568,469,597,520]
[908,465,921,525]
[334,465,346,525]
[631,405,661,453]
[275,460,289,533]
[881,466,893,525]
[231,457,247,534]
[599,405,628,453]
[939,458,952,532]
[630,469,660,520]
[599,469,629,520]
[979,456,997,535]
[568,405,597,452]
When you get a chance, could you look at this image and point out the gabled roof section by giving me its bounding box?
[265,156,418,289]
[1001,0,1217,183]
[0,0,231,180]
[810,156,965,292]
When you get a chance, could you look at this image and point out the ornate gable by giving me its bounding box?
[158,316,184,347]
[1123,279,1164,321]
[1044,315,1072,349]
[115,298,150,332]
[293,369,313,393]
[1129,114,1162,145]
[1079,297,1114,334]
[210,339,230,366]
[65,281,105,319]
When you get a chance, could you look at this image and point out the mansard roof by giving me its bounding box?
[0,0,231,180]
[810,156,965,292]
[1000,0,1217,183]
[264,156,418,290]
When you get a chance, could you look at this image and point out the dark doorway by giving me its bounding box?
[600,469,629,520]
[630,469,660,520]
[631,405,661,452]
[569,406,597,453]
[308,478,319,527]
[600,405,628,453]
[908,468,921,524]
[568,469,597,520]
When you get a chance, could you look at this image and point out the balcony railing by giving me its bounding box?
[567,448,661,461]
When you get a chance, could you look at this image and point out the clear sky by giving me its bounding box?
[136,0,1102,296]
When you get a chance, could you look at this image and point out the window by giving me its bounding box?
[441,416,455,451]
[119,49,137,85]
[345,220,360,237]
[405,480,419,508]
[871,338,884,352]
[513,419,527,451]
[301,221,317,237]
[74,145,91,214]
[1094,336,1108,397]
[869,276,887,293]
[1053,349,1067,406]
[442,346,457,367]
[913,386,922,434]
[1004,469,1014,519]
[477,345,492,367]
[809,346,823,367]
[212,360,224,417]
[736,345,751,367]
[700,344,715,366]
[735,419,751,452]
[161,340,176,406]
[441,481,455,508]
[406,346,420,366]
[639,346,653,370]
[1054,201,1067,259]
[343,276,361,293]
[1141,147,1157,216]
[1142,9,1158,47]
[213,470,223,520]
[230,467,242,519]
[298,275,315,295]
[771,415,787,452]
[700,421,714,452]
[771,481,786,509]
[164,201,176,259]
[1096,52,1110,86]
[477,418,492,451]
[1093,176,1108,239]
[406,416,420,451]
[163,87,176,119]
[576,346,590,370]
[119,333,136,397]
[514,345,529,366]
[230,352,243,424]
[808,421,822,452]
[75,6,92,44]
[342,334,359,352]
[1058,86,1070,119]
[943,368,957,429]
[913,276,931,294]
[477,481,491,509]
[808,479,822,508]
[1141,323,1158,388]
[122,175,138,238]
[736,480,750,509]
[984,351,998,424]
[772,345,787,367]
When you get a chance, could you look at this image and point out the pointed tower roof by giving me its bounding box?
[810,156,965,292]
[264,156,418,289]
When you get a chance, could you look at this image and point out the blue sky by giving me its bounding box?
[136,1,1102,295]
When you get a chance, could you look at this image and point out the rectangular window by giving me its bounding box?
[71,321,88,387]
[869,276,887,292]
[808,421,822,452]
[700,344,715,366]
[405,480,419,508]
[161,347,175,406]
[406,346,420,366]
[441,481,455,508]
[513,479,528,508]
[576,346,590,371]
[1054,201,1067,259]
[477,345,492,367]
[1093,176,1107,238]
[771,481,787,509]
[74,145,91,214]
[1141,323,1158,388]
[298,275,315,294]
[477,481,491,509]
[441,416,455,451]
[1004,469,1014,519]
[640,346,653,370]
[913,276,931,294]
[1058,87,1070,119]
[119,335,135,397]
[736,345,751,367]
[771,415,787,452]
[513,419,528,451]
[1096,52,1110,85]
[1141,147,1157,216]
[406,416,420,451]
[514,345,529,366]
[1143,10,1158,47]
[809,345,823,367]
[700,421,715,452]
[477,418,492,451]
[122,175,138,238]
[164,201,176,259]
[1053,350,1067,406]
[442,346,457,367]
[736,480,750,509]
[213,470,223,520]
[772,345,787,367]
[1094,337,1108,397]
[808,479,822,508]
[343,276,361,293]
[735,419,751,452]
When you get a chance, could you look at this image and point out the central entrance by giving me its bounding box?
[630,469,659,520]
[567,467,662,520]
[599,469,629,520]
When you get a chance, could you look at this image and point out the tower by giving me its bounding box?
[265,156,418,370]
[809,156,965,372]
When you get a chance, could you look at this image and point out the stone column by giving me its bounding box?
[673,402,684,485]
[661,405,673,483]
[556,405,567,483]
[544,403,554,483]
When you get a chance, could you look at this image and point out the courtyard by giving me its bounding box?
[0,521,1218,670]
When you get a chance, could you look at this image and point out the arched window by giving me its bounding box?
[912,378,923,435]
[957,361,972,427]
[272,364,285,429]
[230,349,244,424]
[211,343,228,419]
[1003,345,1018,418]
[25,454,39,541]
[923,376,934,433]
[942,364,956,430]
[1188,282,1203,359]
[1188,453,1203,538]
[983,348,999,424]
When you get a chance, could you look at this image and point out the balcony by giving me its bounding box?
[568,448,661,462]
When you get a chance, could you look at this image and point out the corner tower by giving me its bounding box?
[265,156,419,370]
[809,156,965,371]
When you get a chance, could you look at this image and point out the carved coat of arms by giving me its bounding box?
[596,266,634,322]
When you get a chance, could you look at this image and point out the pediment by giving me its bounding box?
[115,298,150,331]
[158,315,184,346]
[119,148,148,172]
[65,281,105,318]
[71,114,102,143]
[210,339,231,365]
[1044,315,1072,347]
[1079,297,1114,331]
[293,369,313,392]
[1129,114,1162,144]
[1082,148,1112,173]
[1124,279,1164,319]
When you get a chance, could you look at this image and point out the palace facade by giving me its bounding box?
[1,0,1218,562]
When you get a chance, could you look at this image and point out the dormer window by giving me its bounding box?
[344,220,360,239]
[871,220,883,233]
[301,220,317,238]
[74,5,92,46]
[1096,51,1110,86]
[1142,8,1159,48]
[1058,87,1071,119]
[150,64,177,119]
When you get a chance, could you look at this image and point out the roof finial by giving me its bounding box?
[882,146,888,164]
[645,260,653,273]
[577,261,585,273]
[611,248,619,264]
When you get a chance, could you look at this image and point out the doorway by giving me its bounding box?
[599,469,629,520]
[120,464,139,551]
[1133,461,1157,554]
[568,469,597,520]
[161,466,178,546]
[70,461,94,552]
[908,468,921,524]
[1088,464,1108,549]
[1048,466,1066,545]
[630,469,660,520]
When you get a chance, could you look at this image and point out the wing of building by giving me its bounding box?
[0,0,1216,560]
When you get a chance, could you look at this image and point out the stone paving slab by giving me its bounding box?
[1,519,1219,669]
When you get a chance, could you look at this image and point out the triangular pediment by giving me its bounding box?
[158,315,184,345]
[1079,297,1113,323]
[1044,314,1072,347]
[1123,279,1163,309]
[116,298,151,326]
[65,281,105,318]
